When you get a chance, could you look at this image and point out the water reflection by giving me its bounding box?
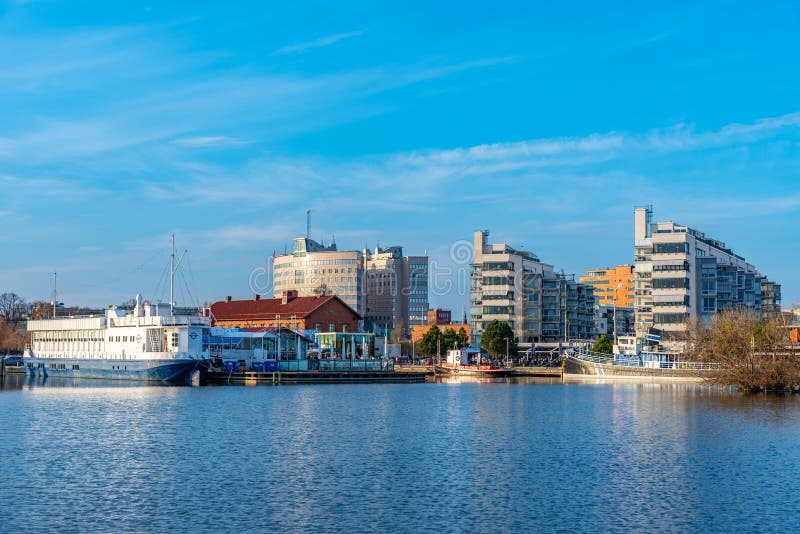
[431,375,561,385]
[2,378,800,532]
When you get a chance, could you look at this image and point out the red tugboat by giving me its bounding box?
[433,348,513,377]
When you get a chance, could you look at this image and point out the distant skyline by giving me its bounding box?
[1,1,799,311]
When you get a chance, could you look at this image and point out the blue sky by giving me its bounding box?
[1,0,799,311]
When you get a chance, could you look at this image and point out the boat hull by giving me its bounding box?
[563,355,707,378]
[23,357,206,383]
[433,364,513,377]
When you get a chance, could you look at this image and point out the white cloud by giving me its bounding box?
[171,136,247,148]
[273,30,365,55]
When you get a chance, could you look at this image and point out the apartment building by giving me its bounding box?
[633,206,781,344]
[579,265,635,307]
[470,230,595,346]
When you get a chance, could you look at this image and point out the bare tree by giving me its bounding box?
[27,301,53,320]
[0,318,25,354]
[685,308,796,391]
[0,293,26,327]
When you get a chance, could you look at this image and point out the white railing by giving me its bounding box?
[566,348,721,371]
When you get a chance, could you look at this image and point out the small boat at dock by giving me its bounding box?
[433,348,513,376]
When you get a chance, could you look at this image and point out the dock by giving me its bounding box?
[207,370,428,385]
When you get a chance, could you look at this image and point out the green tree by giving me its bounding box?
[456,327,469,349]
[591,334,613,354]
[419,325,442,356]
[440,328,458,352]
[480,320,517,360]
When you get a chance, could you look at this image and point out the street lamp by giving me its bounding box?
[504,337,510,368]
[613,282,622,347]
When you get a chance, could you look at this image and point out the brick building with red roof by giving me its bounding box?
[207,290,362,332]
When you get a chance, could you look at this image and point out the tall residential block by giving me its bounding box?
[579,265,635,307]
[470,230,595,346]
[633,206,781,345]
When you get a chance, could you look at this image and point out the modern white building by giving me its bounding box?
[273,237,428,337]
[633,206,781,345]
[273,237,364,316]
[470,230,595,346]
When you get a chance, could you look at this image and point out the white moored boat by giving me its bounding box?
[23,296,210,383]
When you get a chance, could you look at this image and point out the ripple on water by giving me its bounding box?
[1,380,800,532]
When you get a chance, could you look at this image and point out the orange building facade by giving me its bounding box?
[411,323,471,343]
[579,265,636,307]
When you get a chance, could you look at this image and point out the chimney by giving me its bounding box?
[225,296,232,302]
[253,294,261,301]
[282,290,298,305]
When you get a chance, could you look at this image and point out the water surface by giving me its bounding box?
[2,374,799,532]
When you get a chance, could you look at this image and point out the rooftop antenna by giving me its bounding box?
[169,234,187,313]
[306,208,311,239]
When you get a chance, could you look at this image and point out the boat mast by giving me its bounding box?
[53,271,57,318]
[170,235,174,313]
[169,234,187,314]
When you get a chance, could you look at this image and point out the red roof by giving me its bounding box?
[209,295,361,322]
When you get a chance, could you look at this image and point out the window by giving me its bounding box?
[483,276,512,286]
[329,323,335,332]
[342,325,348,333]
[653,262,689,272]
[653,313,689,324]
[654,242,689,254]
[483,305,514,315]
[328,309,336,316]
[483,262,513,271]
[652,278,690,289]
